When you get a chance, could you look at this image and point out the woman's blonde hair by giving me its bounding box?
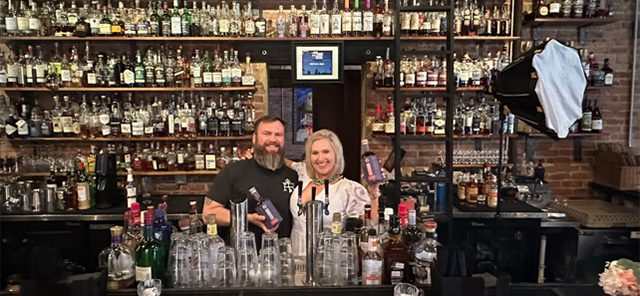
[304,129,345,180]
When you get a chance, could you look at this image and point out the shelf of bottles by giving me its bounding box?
[0,41,259,90]
[5,136,253,142]
[525,0,616,26]
[1,170,220,177]
[371,47,510,92]
[1,87,258,92]
[399,0,513,38]
[0,0,403,40]
[370,95,516,139]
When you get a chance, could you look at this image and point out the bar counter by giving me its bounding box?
[95,283,605,296]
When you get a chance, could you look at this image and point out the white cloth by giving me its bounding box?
[288,162,370,257]
[532,39,587,138]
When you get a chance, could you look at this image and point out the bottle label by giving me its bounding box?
[72,121,81,134]
[241,76,255,86]
[29,18,41,31]
[121,123,132,134]
[5,124,17,136]
[207,224,218,236]
[177,154,185,164]
[353,13,363,32]
[132,122,144,136]
[604,73,613,85]
[171,16,182,34]
[0,73,6,84]
[35,65,46,83]
[343,12,352,32]
[331,15,342,35]
[213,72,223,84]
[310,15,320,35]
[61,70,71,82]
[5,17,17,31]
[591,119,603,131]
[549,3,561,13]
[127,186,137,197]
[219,19,229,33]
[123,69,134,85]
[539,6,549,16]
[77,183,88,201]
[17,119,28,135]
[135,266,152,282]
[203,72,213,83]
[320,14,330,34]
[362,259,382,285]
[195,155,205,170]
[101,125,111,136]
[245,20,255,35]
[61,117,73,133]
[99,23,111,35]
[205,154,216,170]
[363,12,373,32]
[52,117,62,133]
[17,17,28,31]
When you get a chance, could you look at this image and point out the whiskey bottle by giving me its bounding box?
[591,99,602,133]
[341,0,352,37]
[580,98,592,132]
[330,0,342,37]
[194,142,206,170]
[602,58,613,86]
[320,0,330,37]
[383,216,411,284]
[382,0,392,36]
[361,139,385,184]
[362,230,383,285]
[353,0,363,36]
[249,187,284,229]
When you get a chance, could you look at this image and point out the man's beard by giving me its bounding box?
[253,142,284,171]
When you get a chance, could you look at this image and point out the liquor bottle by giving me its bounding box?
[99,6,112,35]
[135,210,166,282]
[330,0,342,37]
[205,213,225,259]
[362,229,383,285]
[180,1,191,36]
[5,0,19,36]
[591,99,602,133]
[248,186,283,228]
[411,220,437,285]
[255,7,267,37]
[76,162,91,210]
[275,5,286,38]
[581,98,592,132]
[383,216,411,284]
[205,143,217,170]
[64,175,78,211]
[433,109,445,135]
[194,142,205,170]
[191,49,203,87]
[535,0,549,18]
[244,2,256,37]
[160,2,171,36]
[125,169,137,208]
[548,0,561,17]
[363,0,374,36]
[402,209,421,246]
[352,0,363,36]
[361,139,385,184]
[299,5,310,37]
[559,0,571,17]
[170,0,181,36]
[342,0,352,37]
[99,226,135,290]
[188,200,204,233]
[573,0,584,18]
[382,0,392,36]
[602,58,613,86]
[310,0,321,37]
[319,0,330,37]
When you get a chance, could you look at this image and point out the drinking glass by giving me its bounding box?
[259,246,281,287]
[261,232,279,251]
[313,232,335,286]
[334,232,359,286]
[393,282,423,296]
[167,233,189,288]
[236,232,259,287]
[136,279,162,296]
[278,238,295,286]
[217,246,237,287]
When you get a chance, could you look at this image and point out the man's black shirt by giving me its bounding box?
[207,158,298,247]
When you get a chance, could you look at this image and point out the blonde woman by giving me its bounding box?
[287,129,380,256]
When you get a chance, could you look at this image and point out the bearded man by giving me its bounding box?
[202,115,298,245]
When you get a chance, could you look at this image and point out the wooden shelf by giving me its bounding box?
[6,136,252,142]
[518,132,599,138]
[373,132,516,140]
[0,36,395,42]
[453,163,514,169]
[2,170,220,177]
[400,36,520,41]
[374,86,484,92]
[524,17,618,27]
[0,86,256,92]
[130,170,220,176]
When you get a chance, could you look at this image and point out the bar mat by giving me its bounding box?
[455,199,542,212]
